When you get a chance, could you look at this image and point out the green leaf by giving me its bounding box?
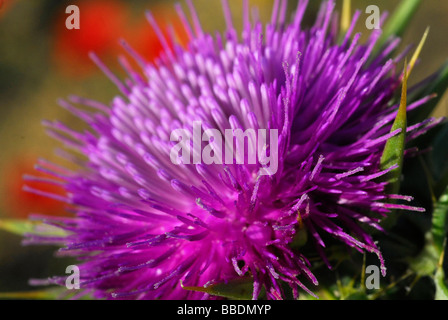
[434,239,448,300]
[339,0,351,38]
[435,266,448,300]
[373,0,422,56]
[0,288,65,300]
[181,277,258,300]
[380,31,427,229]
[432,186,448,255]
[380,62,408,195]
[0,219,68,237]
[0,219,40,236]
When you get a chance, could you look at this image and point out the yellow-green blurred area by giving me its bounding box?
[0,0,446,294]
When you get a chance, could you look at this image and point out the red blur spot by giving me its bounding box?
[52,0,128,76]
[3,157,68,218]
[0,0,16,18]
[52,0,189,77]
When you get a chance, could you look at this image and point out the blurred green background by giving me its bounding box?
[0,0,446,296]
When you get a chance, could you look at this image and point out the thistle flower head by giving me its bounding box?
[25,0,440,299]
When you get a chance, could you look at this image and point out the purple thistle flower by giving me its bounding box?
[25,0,440,300]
